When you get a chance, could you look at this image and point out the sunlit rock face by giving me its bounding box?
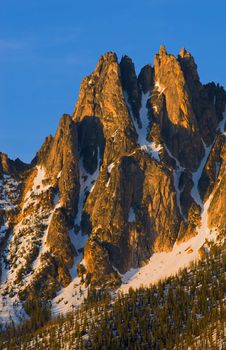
[0,46,225,323]
[153,46,205,171]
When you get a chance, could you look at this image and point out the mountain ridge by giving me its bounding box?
[0,45,225,326]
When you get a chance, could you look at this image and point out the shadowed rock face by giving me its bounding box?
[178,48,226,146]
[0,153,29,178]
[77,116,105,174]
[199,134,226,234]
[153,46,205,171]
[199,134,225,202]
[138,64,154,94]
[120,55,142,127]
[42,114,80,218]
[0,46,225,307]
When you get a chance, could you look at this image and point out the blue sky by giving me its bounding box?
[1,0,226,162]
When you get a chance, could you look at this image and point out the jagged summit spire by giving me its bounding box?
[178,47,192,58]
[120,54,132,61]
[99,51,118,64]
[159,45,167,56]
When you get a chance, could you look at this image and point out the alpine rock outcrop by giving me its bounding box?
[0,46,225,325]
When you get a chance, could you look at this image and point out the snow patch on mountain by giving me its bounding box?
[0,292,27,328]
[191,142,212,207]
[191,111,226,207]
[119,194,216,294]
[75,150,100,227]
[0,175,19,245]
[23,166,51,211]
[51,256,87,317]
[164,144,185,216]
[128,207,136,223]
[0,175,18,210]
[141,143,162,161]
[124,92,162,161]
[0,175,26,326]
[107,162,115,174]
[51,152,101,317]
[0,166,57,325]
[155,80,166,95]
[28,194,60,276]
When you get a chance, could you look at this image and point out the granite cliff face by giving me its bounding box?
[0,46,225,324]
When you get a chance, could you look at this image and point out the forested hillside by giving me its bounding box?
[1,245,224,350]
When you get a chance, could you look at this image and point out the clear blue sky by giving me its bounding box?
[1,0,226,162]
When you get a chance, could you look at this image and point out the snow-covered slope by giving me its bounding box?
[51,152,101,316]
[50,190,219,318]
[125,92,162,161]
[0,166,57,325]
[119,194,217,294]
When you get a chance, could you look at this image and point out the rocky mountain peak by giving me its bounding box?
[178,48,200,85]
[0,153,14,175]
[0,46,225,325]
[153,45,204,170]
[138,64,153,94]
[100,51,118,64]
[32,134,53,166]
[73,51,137,165]
[120,55,141,126]
[0,152,28,178]
[42,113,79,216]
[158,45,167,56]
[154,45,197,130]
[178,47,191,58]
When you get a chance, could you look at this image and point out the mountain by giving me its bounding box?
[0,46,225,328]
